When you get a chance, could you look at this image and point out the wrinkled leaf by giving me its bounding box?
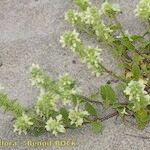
[132,64,141,80]
[91,120,103,133]
[135,109,150,129]
[120,37,135,50]
[100,85,117,106]
[85,102,97,116]
[59,108,69,124]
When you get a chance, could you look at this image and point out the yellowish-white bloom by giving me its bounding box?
[68,106,89,127]
[80,6,100,25]
[45,114,66,136]
[36,92,57,119]
[120,107,128,116]
[58,74,77,105]
[13,113,33,135]
[65,10,82,26]
[124,80,146,101]
[124,80,150,111]
[60,30,81,51]
[30,64,44,86]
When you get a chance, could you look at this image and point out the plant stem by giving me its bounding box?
[96,111,118,122]
[76,94,103,105]
[125,133,150,139]
[143,31,149,37]
[82,111,118,126]
[99,63,126,82]
[76,94,129,107]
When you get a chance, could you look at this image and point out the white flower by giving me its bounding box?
[13,113,33,135]
[60,30,81,51]
[68,106,89,127]
[84,47,103,75]
[58,74,77,105]
[36,92,57,119]
[81,7,100,25]
[124,80,145,101]
[120,107,128,116]
[124,80,150,111]
[30,64,45,86]
[45,114,66,136]
[65,10,82,25]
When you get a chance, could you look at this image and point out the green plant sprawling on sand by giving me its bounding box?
[0,0,150,136]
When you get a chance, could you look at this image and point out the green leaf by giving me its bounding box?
[32,127,46,137]
[74,0,90,10]
[130,35,144,42]
[133,55,143,63]
[132,64,141,80]
[31,116,47,136]
[140,41,150,50]
[0,92,25,117]
[85,102,97,116]
[120,37,135,50]
[135,109,150,129]
[114,104,128,117]
[100,85,117,106]
[59,108,69,124]
[90,92,100,100]
[91,120,103,133]
[109,24,121,32]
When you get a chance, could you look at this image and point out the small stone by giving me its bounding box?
[72,60,76,64]
[0,60,2,67]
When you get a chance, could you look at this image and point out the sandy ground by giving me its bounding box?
[0,0,149,150]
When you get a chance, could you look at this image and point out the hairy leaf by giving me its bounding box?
[100,85,117,106]
[135,109,150,129]
[132,64,141,80]
[91,120,103,133]
[85,102,97,116]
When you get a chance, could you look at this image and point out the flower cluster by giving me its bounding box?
[101,0,121,18]
[31,64,81,105]
[65,3,115,44]
[65,6,100,28]
[13,113,33,135]
[136,0,150,21]
[80,6,100,25]
[65,10,83,28]
[36,92,57,119]
[30,64,44,86]
[60,30,103,76]
[30,64,53,91]
[84,47,103,77]
[58,74,77,105]
[69,105,89,127]
[60,30,83,53]
[45,114,66,136]
[124,80,150,111]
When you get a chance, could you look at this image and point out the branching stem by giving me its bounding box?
[99,63,126,82]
